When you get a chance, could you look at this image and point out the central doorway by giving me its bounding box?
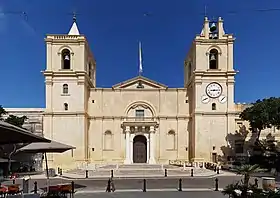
[133,135,147,163]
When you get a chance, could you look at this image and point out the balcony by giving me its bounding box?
[122,117,157,128]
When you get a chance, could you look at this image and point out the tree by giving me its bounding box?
[235,164,264,193]
[0,105,7,120]
[5,115,27,127]
[240,97,280,142]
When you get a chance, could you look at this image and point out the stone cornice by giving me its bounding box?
[45,34,87,44]
[89,116,190,120]
[43,111,89,117]
[192,111,240,116]
[194,70,237,77]
[42,70,94,88]
[90,88,187,92]
[195,36,235,44]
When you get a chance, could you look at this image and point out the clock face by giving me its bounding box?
[201,95,210,104]
[219,95,227,104]
[206,82,222,98]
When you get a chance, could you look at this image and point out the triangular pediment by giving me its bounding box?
[112,76,168,89]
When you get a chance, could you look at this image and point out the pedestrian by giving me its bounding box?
[105,178,111,192]
[111,177,115,192]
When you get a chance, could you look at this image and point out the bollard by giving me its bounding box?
[34,181,38,194]
[178,178,182,191]
[217,167,219,174]
[85,170,88,178]
[191,169,193,177]
[12,179,15,184]
[254,178,258,188]
[60,168,63,176]
[164,169,167,177]
[111,170,114,178]
[106,179,111,192]
[215,178,219,191]
[57,167,60,175]
[143,179,146,192]
[214,166,216,172]
[71,181,75,197]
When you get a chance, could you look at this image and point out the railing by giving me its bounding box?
[124,117,155,122]
[47,35,85,40]
[169,160,219,168]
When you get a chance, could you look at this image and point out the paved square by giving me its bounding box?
[75,191,225,198]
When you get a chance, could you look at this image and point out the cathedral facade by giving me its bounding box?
[6,17,256,170]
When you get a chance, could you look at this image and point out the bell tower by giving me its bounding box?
[185,17,237,163]
[43,16,96,169]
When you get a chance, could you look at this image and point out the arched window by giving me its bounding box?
[62,84,68,94]
[104,130,113,150]
[212,103,216,110]
[61,49,71,69]
[64,103,68,111]
[167,130,176,150]
[209,49,218,69]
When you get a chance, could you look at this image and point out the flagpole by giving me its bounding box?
[139,41,143,76]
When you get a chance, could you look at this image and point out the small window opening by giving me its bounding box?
[135,109,144,121]
[63,84,68,94]
[185,100,188,103]
[209,49,218,69]
[188,63,192,79]
[88,63,92,78]
[212,103,216,110]
[92,100,95,103]
[61,49,71,69]
[64,103,69,111]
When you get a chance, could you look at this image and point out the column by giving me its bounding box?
[149,126,156,164]
[130,134,134,164]
[146,135,150,163]
[124,126,131,164]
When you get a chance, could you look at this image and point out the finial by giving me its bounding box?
[73,12,77,23]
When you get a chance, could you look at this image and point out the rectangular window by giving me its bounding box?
[135,110,144,121]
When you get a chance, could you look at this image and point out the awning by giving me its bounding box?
[17,140,75,153]
[0,121,50,144]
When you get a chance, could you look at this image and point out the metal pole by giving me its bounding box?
[215,178,219,191]
[85,170,88,178]
[143,179,146,192]
[34,181,38,194]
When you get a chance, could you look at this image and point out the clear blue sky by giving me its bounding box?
[0,0,280,108]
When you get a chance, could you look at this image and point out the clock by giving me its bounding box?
[206,82,222,98]
[201,95,210,104]
[219,95,227,104]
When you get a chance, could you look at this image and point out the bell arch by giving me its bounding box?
[57,45,74,54]
[206,45,222,55]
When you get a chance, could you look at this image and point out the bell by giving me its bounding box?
[210,54,216,61]
[64,55,70,61]
[210,22,216,32]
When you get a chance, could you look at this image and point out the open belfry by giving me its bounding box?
[7,16,262,170]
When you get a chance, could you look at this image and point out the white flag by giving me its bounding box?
[139,42,143,75]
